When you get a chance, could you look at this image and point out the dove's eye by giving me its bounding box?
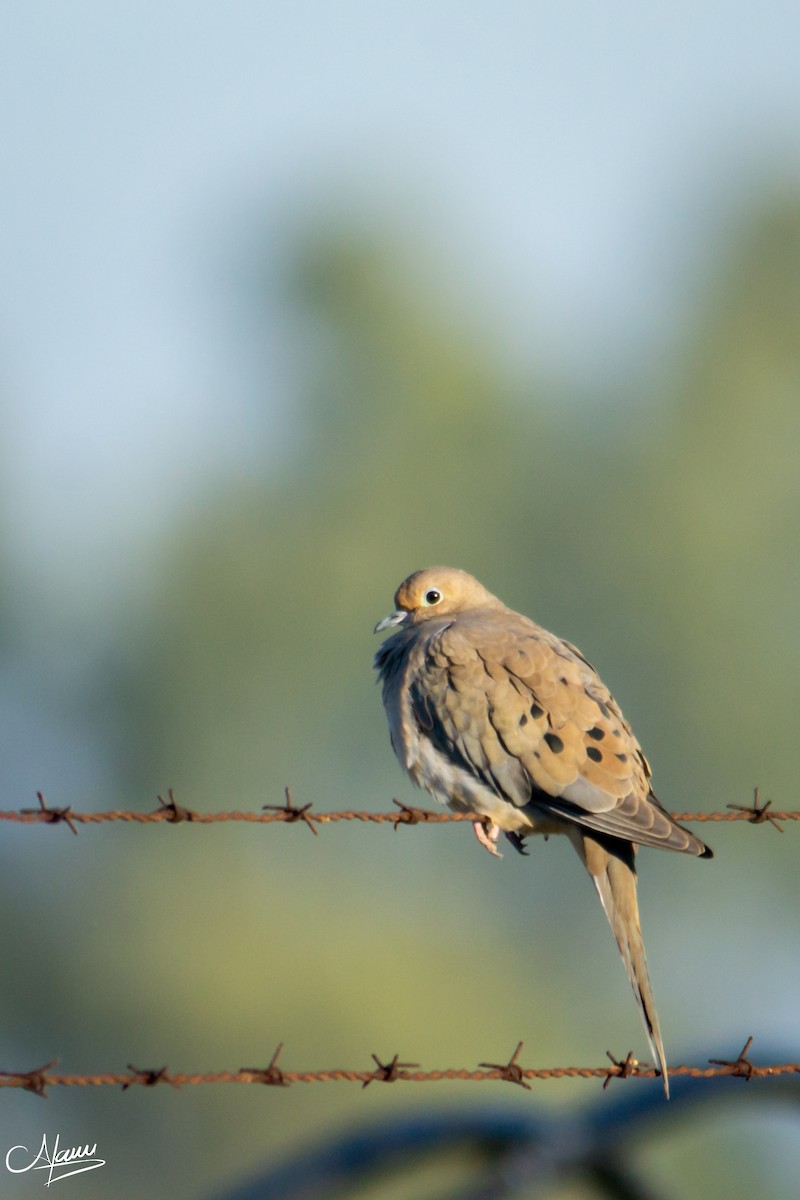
[422,589,442,606]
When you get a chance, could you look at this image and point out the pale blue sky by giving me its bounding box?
[2,1,799,585]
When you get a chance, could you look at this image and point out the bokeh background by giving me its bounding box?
[2,3,800,1197]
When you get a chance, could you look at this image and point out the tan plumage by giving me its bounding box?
[374,566,713,1097]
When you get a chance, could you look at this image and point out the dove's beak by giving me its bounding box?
[374,609,409,634]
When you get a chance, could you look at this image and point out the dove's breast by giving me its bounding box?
[375,625,557,835]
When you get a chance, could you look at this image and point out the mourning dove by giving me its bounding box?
[374,567,713,1097]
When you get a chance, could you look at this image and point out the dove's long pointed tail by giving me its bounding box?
[571,831,670,1098]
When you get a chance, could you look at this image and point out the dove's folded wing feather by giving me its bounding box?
[414,614,702,855]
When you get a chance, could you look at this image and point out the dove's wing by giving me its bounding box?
[411,611,708,857]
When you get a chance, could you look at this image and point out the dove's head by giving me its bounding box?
[374,567,504,632]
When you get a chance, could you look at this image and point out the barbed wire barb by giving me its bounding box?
[0,1059,60,1099]
[19,793,78,835]
[602,1049,644,1089]
[727,788,785,832]
[262,786,318,835]
[709,1036,757,1080]
[240,1043,291,1088]
[362,1053,421,1088]
[479,1040,532,1090]
[154,789,196,823]
[123,1064,179,1091]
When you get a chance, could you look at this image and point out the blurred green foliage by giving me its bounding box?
[1,190,800,1199]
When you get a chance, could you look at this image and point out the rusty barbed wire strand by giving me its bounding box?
[0,788,796,831]
[0,1039,797,1097]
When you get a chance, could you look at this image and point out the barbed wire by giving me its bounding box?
[1,796,794,1103]
[0,1038,796,1098]
[2,794,792,1100]
[0,788,794,834]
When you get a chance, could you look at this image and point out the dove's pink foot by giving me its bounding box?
[473,818,502,857]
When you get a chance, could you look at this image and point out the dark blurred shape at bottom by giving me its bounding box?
[208,1047,800,1199]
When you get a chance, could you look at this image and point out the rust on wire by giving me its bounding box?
[19,793,79,836]
[262,786,318,835]
[362,1053,421,1088]
[154,789,196,823]
[479,1041,532,1090]
[709,1036,757,1081]
[0,1059,60,1099]
[391,799,435,828]
[2,1040,800,1094]
[727,789,785,832]
[241,1044,291,1088]
[123,1064,179,1090]
[3,790,800,829]
[602,1050,644,1090]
